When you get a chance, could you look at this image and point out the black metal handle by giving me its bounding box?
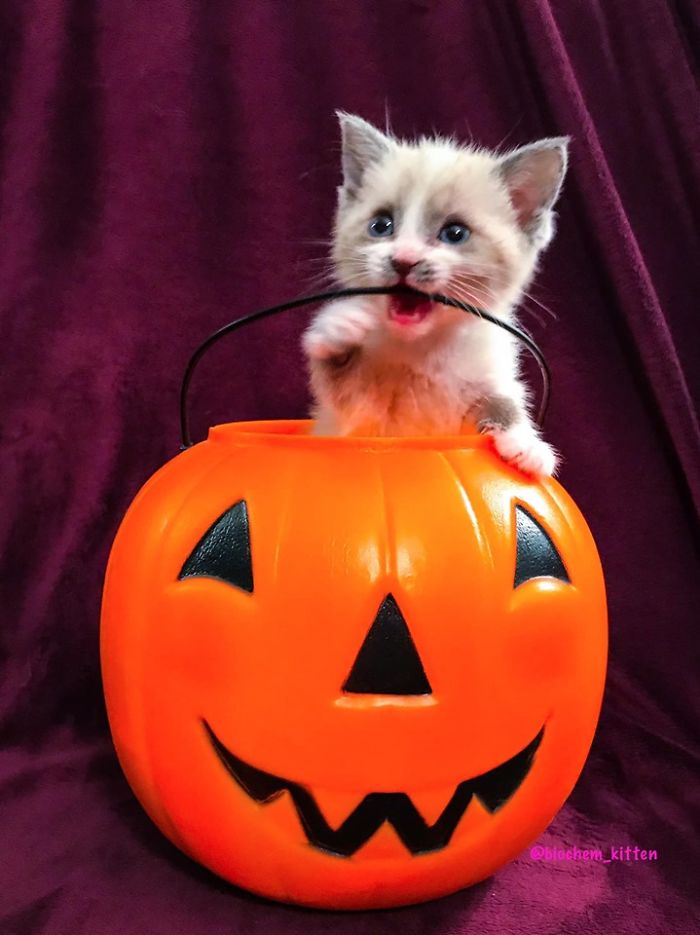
[179,286,551,448]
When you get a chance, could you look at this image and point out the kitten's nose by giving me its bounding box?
[391,257,418,277]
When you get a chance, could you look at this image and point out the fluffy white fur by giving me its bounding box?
[302,113,569,476]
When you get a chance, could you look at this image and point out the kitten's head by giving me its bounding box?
[332,112,568,337]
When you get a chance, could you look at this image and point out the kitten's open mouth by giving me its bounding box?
[388,291,433,326]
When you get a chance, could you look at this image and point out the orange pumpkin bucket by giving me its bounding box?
[100,289,607,909]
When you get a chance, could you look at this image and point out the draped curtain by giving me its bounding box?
[1,2,698,932]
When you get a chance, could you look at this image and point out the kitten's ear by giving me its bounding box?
[336,111,392,195]
[499,138,569,234]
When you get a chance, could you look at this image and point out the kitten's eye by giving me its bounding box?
[368,214,394,238]
[438,222,471,245]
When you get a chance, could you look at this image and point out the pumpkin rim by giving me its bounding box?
[208,419,490,451]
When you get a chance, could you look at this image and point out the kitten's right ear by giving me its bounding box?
[336,111,391,196]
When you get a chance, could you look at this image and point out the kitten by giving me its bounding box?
[302,112,568,476]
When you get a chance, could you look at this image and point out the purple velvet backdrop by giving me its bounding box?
[1,1,699,932]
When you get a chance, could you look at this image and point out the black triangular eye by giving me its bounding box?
[514,506,569,588]
[179,500,254,593]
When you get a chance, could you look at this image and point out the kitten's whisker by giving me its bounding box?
[519,290,558,321]
[335,263,367,272]
[460,268,504,286]
[300,272,339,291]
[514,306,546,328]
[455,258,501,271]
[449,276,491,297]
[447,281,495,319]
[451,272,496,291]
[452,272,553,327]
[295,257,337,268]
[449,276,497,307]
[451,284,502,316]
[450,286,492,309]
[461,259,500,269]
[461,116,475,147]
[452,273,505,305]
[452,279,547,328]
[294,257,341,287]
[450,269,495,286]
[297,162,339,182]
[494,116,524,154]
[455,262,508,285]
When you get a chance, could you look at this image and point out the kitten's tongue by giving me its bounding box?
[388,291,433,325]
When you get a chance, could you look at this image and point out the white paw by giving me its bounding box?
[302,301,376,360]
[491,426,559,477]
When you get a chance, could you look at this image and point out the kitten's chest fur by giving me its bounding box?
[355,358,464,435]
[319,321,512,437]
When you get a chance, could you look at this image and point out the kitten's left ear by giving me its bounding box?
[499,138,569,235]
[336,111,392,196]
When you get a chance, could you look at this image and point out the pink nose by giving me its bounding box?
[391,257,418,276]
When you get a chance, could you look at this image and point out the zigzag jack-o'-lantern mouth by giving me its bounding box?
[203,721,544,857]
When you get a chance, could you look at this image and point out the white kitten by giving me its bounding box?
[302,113,568,476]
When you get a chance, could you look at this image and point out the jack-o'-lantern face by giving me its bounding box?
[101,421,607,909]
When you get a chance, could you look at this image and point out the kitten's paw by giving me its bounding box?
[490,426,559,477]
[303,302,376,360]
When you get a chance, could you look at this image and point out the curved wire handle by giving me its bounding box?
[179,286,551,448]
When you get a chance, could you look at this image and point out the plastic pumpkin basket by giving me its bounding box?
[101,289,607,909]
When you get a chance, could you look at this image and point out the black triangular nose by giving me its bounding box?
[342,594,432,695]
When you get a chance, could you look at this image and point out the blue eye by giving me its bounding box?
[368,214,394,237]
[438,222,471,245]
